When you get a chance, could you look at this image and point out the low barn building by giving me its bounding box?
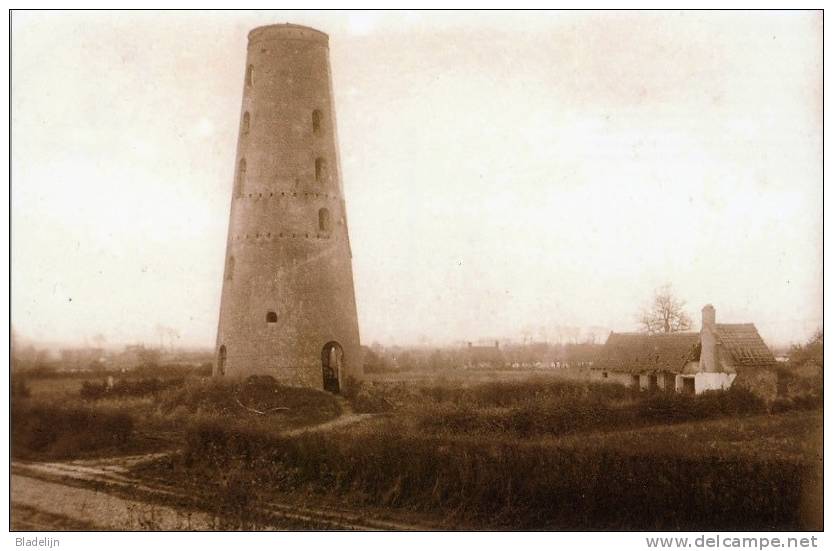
[464,341,506,369]
[594,305,777,396]
[594,332,700,392]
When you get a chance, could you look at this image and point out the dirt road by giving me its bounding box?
[12,456,432,530]
[12,473,218,530]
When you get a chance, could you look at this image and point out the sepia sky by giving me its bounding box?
[11,10,822,348]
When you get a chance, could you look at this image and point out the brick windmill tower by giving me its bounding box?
[214,24,361,392]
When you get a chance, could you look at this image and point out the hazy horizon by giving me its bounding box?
[11,11,822,349]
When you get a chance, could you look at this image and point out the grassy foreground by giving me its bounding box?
[141,378,821,530]
[11,371,823,530]
[140,409,820,530]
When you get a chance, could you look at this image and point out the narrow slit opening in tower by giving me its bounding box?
[242,111,250,135]
[312,109,322,135]
[318,208,331,232]
[315,157,327,183]
[245,64,254,87]
[237,158,247,197]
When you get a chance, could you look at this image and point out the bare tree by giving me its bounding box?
[788,328,823,368]
[520,325,534,345]
[563,326,582,344]
[91,333,107,349]
[639,285,692,334]
[154,324,181,350]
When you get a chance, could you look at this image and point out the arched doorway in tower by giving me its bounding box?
[217,345,227,376]
[321,342,343,393]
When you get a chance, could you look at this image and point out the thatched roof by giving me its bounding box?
[714,323,776,368]
[595,332,701,374]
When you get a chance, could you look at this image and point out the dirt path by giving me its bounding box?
[12,473,219,530]
[11,503,99,531]
[281,396,378,437]
[12,460,431,530]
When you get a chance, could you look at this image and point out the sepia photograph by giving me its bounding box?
[8,8,824,539]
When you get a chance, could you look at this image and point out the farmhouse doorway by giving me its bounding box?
[322,342,343,393]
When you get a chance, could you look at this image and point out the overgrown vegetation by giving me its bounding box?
[788,329,823,368]
[352,376,821,425]
[156,376,342,432]
[11,376,30,399]
[12,362,213,380]
[12,369,341,461]
[156,411,819,530]
[414,387,770,438]
[80,377,185,400]
[11,364,823,530]
[345,377,812,430]
[12,402,135,459]
[345,377,636,413]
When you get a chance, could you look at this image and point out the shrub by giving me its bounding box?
[79,380,107,400]
[417,385,768,438]
[12,402,134,459]
[157,377,329,415]
[131,363,212,379]
[346,378,638,414]
[638,386,766,422]
[342,378,396,413]
[80,377,184,400]
[156,377,342,431]
[11,376,30,399]
[423,379,635,408]
[769,392,824,414]
[158,378,239,415]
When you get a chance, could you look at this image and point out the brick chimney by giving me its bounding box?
[701,304,716,329]
[700,304,719,373]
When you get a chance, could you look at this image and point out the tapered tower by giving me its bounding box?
[214,24,361,392]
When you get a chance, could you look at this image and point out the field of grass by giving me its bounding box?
[12,368,823,530]
[139,406,819,530]
[554,409,821,463]
[135,377,821,530]
[346,376,818,437]
[24,377,89,399]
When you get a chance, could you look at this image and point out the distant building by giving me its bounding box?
[464,341,506,369]
[594,305,777,397]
